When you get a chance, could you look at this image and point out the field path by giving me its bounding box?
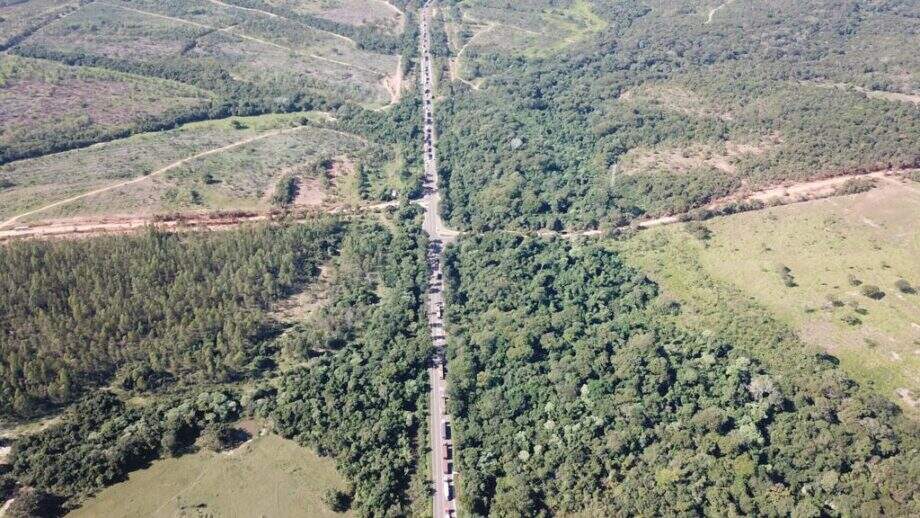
[0,126,308,229]
[448,22,495,89]
[705,1,732,24]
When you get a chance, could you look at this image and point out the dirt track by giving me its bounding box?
[4,169,915,243]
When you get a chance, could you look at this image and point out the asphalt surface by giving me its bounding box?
[418,3,458,517]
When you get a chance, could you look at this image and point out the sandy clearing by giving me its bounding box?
[808,81,920,105]
[0,201,399,242]
[0,126,309,229]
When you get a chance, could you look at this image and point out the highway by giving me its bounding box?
[418,3,458,517]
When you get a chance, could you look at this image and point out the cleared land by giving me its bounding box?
[67,432,352,518]
[1,0,405,163]
[448,0,605,84]
[0,112,395,226]
[0,0,75,48]
[618,178,920,415]
[273,0,406,34]
[0,54,213,161]
[19,0,397,107]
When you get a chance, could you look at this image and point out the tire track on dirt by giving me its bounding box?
[0,126,309,229]
[705,1,732,24]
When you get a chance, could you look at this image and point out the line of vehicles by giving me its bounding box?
[420,3,457,517]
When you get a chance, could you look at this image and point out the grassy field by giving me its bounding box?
[0,111,398,224]
[615,179,920,414]
[67,432,352,518]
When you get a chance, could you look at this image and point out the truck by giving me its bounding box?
[444,481,453,501]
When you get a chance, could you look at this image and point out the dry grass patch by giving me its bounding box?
[620,82,734,121]
[0,54,212,157]
[617,137,778,176]
[691,181,920,413]
[68,433,352,518]
[288,0,405,34]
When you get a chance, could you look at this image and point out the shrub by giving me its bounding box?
[776,264,796,287]
[860,284,885,300]
[323,488,353,513]
[824,294,844,309]
[847,274,862,287]
[5,489,60,518]
[684,221,712,241]
[894,279,915,294]
[840,313,861,326]
[271,175,300,207]
[834,177,875,196]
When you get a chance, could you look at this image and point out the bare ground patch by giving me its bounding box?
[0,78,203,130]
[617,137,779,175]
[619,83,734,121]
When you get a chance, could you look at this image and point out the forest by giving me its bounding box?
[1,209,432,517]
[266,206,431,515]
[442,233,919,516]
[0,221,342,417]
[436,0,920,231]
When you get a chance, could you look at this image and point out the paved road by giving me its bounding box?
[418,3,458,518]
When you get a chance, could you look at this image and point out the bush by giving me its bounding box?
[198,424,249,452]
[5,489,60,518]
[322,488,353,513]
[860,284,885,300]
[847,274,862,287]
[894,279,915,294]
[835,177,875,196]
[684,221,712,241]
[841,313,862,326]
[776,264,797,287]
